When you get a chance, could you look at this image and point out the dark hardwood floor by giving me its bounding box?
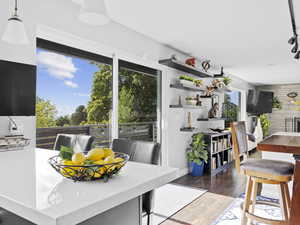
[172,150,261,198]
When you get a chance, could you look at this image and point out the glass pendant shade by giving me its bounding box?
[79,0,111,26]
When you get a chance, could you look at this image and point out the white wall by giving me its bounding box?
[0,0,254,176]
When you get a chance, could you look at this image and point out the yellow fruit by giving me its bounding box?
[103,148,115,158]
[114,157,124,169]
[60,160,76,177]
[87,148,105,161]
[104,155,114,164]
[95,160,105,165]
[72,152,86,164]
[61,160,74,166]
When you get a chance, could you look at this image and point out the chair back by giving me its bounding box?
[231,121,249,172]
[112,139,160,215]
[54,134,94,153]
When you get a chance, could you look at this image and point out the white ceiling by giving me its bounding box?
[103,0,300,85]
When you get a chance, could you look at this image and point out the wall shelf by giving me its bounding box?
[159,58,213,78]
[170,83,205,92]
[197,118,225,121]
[214,87,232,93]
[180,127,196,132]
[169,105,201,109]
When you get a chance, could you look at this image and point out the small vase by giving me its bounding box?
[180,79,194,87]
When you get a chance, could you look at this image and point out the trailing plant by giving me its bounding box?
[187,133,208,165]
[259,114,270,138]
[272,96,282,110]
[194,79,203,87]
[223,76,232,86]
[179,75,195,82]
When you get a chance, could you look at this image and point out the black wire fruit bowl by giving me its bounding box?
[48,152,130,182]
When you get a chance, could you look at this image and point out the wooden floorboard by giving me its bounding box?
[160,192,234,225]
[160,150,261,225]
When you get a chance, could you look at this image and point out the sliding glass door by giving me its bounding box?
[118,60,161,143]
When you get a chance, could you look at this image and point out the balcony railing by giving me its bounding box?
[36,122,157,149]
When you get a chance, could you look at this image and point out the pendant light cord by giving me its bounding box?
[14,0,18,16]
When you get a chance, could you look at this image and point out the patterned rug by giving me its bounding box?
[211,195,282,225]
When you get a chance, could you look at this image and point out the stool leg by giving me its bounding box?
[279,183,289,224]
[247,180,258,225]
[283,183,291,218]
[241,176,253,225]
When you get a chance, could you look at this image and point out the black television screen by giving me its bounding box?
[0,60,36,116]
[247,90,273,115]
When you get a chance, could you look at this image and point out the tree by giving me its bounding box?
[87,64,112,124]
[56,116,70,127]
[71,105,87,125]
[36,97,57,128]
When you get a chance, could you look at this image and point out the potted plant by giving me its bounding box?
[179,75,195,87]
[185,96,197,106]
[187,133,208,176]
[223,76,232,86]
[194,79,203,87]
[272,96,282,110]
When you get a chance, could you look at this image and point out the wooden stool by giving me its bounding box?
[231,122,294,225]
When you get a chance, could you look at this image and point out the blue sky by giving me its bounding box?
[36,48,98,117]
[227,91,241,106]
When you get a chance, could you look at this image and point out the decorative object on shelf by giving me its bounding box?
[287,92,300,110]
[196,94,202,106]
[186,133,208,176]
[187,112,192,128]
[194,79,203,87]
[49,146,129,182]
[208,103,219,118]
[79,0,111,26]
[210,128,225,133]
[287,0,300,59]
[214,66,225,78]
[223,76,232,86]
[2,0,29,45]
[287,91,298,99]
[203,86,215,97]
[178,96,182,106]
[201,60,211,72]
[0,135,30,152]
[211,79,226,89]
[185,96,197,106]
[272,96,282,110]
[171,54,177,60]
[179,75,195,87]
[185,57,196,67]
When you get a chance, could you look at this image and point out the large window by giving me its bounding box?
[118,60,161,142]
[36,39,113,149]
[222,90,241,128]
[36,39,161,149]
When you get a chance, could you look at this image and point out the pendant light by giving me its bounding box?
[79,0,111,26]
[2,0,28,45]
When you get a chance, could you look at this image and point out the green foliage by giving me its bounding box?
[71,105,87,125]
[56,116,70,127]
[87,64,113,124]
[36,97,57,128]
[59,146,73,160]
[260,114,270,137]
[194,79,203,86]
[223,76,232,86]
[118,87,136,123]
[272,96,282,110]
[179,75,194,82]
[186,133,208,165]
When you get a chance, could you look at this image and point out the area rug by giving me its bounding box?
[211,195,282,225]
[142,184,207,225]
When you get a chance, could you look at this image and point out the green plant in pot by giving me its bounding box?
[186,133,208,176]
[272,96,282,110]
[223,76,232,86]
[259,114,270,138]
[179,75,195,87]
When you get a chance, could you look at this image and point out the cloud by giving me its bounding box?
[37,51,77,79]
[64,80,78,88]
[74,93,90,97]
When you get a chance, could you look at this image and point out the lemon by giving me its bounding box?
[87,148,105,161]
[60,160,76,177]
[103,148,115,158]
[61,160,74,166]
[114,157,124,169]
[72,152,86,164]
[95,160,105,165]
[104,155,114,164]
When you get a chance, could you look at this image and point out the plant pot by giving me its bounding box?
[186,99,197,106]
[180,79,194,87]
[189,161,205,176]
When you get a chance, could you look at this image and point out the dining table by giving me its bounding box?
[257,132,300,225]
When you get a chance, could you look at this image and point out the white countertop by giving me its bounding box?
[0,149,178,225]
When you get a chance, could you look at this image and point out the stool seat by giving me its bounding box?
[241,159,294,177]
